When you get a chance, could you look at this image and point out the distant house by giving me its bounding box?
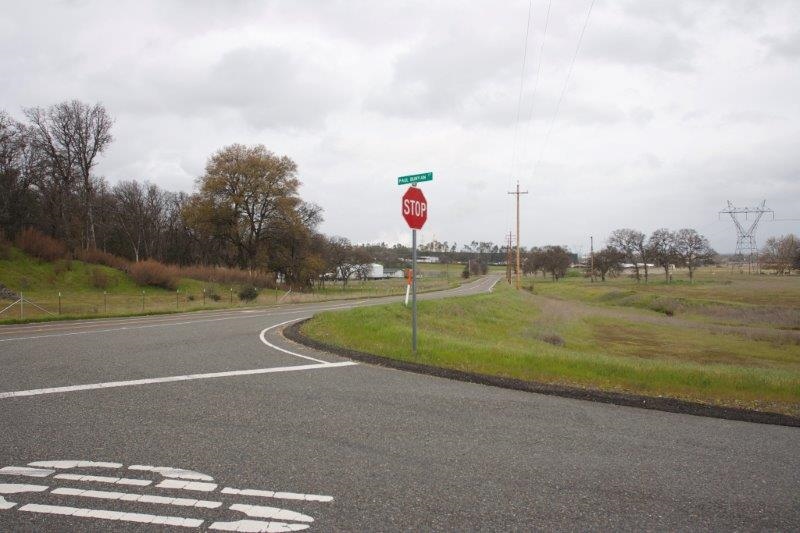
[418,256,440,263]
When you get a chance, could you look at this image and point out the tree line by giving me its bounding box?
[1,101,389,288]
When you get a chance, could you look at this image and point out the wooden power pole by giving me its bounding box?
[590,235,595,282]
[508,181,528,290]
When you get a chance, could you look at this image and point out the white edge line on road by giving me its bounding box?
[259,319,329,364]
[0,361,357,400]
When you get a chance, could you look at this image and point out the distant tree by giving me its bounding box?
[673,228,715,282]
[523,247,545,278]
[0,111,39,237]
[608,228,646,282]
[352,247,374,282]
[541,245,571,281]
[593,247,624,281]
[24,100,113,249]
[761,234,799,275]
[186,144,302,271]
[649,228,678,283]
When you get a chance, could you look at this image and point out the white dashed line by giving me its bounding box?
[156,479,218,492]
[51,486,223,508]
[209,520,310,532]
[221,487,333,502]
[129,465,213,481]
[53,473,151,486]
[230,503,313,522]
[18,503,203,527]
[0,466,55,478]
[29,460,123,469]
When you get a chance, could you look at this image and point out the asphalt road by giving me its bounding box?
[0,275,798,531]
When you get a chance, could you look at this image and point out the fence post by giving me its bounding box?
[176,289,179,310]
[58,292,62,315]
[203,288,206,306]
[230,287,233,305]
[141,290,145,312]
[104,291,107,314]
[20,292,23,320]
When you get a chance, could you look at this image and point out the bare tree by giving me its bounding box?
[24,101,113,249]
[592,247,624,281]
[673,229,715,282]
[608,229,646,282]
[761,234,799,275]
[649,228,678,283]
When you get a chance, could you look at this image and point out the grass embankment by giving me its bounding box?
[0,247,459,323]
[532,268,800,329]
[302,280,800,416]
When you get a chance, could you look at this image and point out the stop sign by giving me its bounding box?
[402,186,428,230]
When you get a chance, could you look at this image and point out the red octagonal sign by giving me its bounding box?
[402,186,428,230]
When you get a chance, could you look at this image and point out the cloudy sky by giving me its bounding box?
[2,0,799,253]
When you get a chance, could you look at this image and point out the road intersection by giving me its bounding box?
[1,275,798,530]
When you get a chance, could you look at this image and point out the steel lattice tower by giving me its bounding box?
[719,200,773,273]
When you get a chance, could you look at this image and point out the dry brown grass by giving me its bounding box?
[129,260,178,290]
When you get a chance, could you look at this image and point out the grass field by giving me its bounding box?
[302,269,800,416]
[0,248,460,323]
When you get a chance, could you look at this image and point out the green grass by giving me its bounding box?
[0,247,461,323]
[303,281,800,416]
[531,267,800,329]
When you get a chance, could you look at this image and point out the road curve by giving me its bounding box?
[0,274,798,531]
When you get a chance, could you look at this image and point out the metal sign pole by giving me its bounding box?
[412,228,417,354]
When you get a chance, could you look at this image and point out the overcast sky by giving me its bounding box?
[2,0,799,253]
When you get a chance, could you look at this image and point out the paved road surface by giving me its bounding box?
[0,275,798,531]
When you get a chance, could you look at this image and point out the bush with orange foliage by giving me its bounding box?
[76,248,130,271]
[177,265,273,288]
[129,259,178,290]
[15,228,67,262]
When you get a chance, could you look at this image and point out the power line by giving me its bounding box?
[532,0,596,176]
[509,0,534,184]
[521,0,552,168]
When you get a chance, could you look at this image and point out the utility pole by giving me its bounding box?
[590,235,595,282]
[508,181,528,290]
[506,231,514,284]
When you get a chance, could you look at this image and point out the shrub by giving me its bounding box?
[76,248,130,271]
[129,259,178,290]
[53,259,73,275]
[89,267,110,289]
[15,228,67,262]
[208,289,221,302]
[178,265,273,288]
[238,285,258,302]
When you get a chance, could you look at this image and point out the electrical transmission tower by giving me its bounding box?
[719,200,774,273]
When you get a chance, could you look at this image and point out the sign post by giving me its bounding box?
[400,177,430,353]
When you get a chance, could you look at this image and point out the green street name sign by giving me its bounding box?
[398,172,433,186]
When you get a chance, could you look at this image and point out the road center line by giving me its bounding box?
[0,361,357,400]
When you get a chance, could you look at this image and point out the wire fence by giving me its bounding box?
[0,274,458,322]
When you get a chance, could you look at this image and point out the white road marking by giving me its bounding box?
[29,460,122,469]
[129,465,213,481]
[0,361,358,399]
[51,486,223,508]
[259,319,328,364]
[209,520,310,532]
[18,502,203,527]
[0,466,55,477]
[157,479,218,492]
[0,483,49,494]
[53,473,151,486]
[230,503,313,522]
[221,487,333,502]
[0,496,15,509]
